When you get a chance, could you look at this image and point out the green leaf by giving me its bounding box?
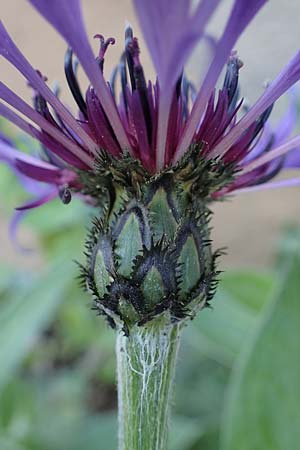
[221,256,300,450]
[0,261,75,390]
[185,270,275,365]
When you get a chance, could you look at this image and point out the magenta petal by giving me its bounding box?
[15,159,62,184]
[175,0,268,161]
[27,0,131,151]
[0,139,55,194]
[86,88,121,157]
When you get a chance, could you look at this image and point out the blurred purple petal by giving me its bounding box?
[9,189,57,252]
[15,189,58,211]
[0,137,58,170]
[273,88,298,145]
[284,148,300,168]
[175,0,268,160]
[9,209,33,253]
[233,177,300,194]
[0,138,64,193]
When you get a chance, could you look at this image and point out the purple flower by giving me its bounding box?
[0,0,300,217]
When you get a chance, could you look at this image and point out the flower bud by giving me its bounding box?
[80,149,231,334]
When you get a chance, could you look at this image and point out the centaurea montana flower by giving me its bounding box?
[0,0,300,330]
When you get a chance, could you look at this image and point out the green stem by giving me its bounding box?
[116,321,182,450]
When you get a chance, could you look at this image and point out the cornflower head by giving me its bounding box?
[1,0,300,333]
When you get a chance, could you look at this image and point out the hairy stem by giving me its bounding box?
[116,321,182,450]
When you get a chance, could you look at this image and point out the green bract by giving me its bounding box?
[79,146,235,334]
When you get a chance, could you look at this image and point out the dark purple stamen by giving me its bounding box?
[34,92,59,128]
[223,54,243,108]
[251,103,274,143]
[127,34,152,144]
[125,26,136,91]
[251,157,285,185]
[64,47,88,118]
[109,64,118,100]
[94,34,115,72]
[119,53,129,112]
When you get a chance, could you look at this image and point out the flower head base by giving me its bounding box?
[78,148,235,332]
[1,0,300,329]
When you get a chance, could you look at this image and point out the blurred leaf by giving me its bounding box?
[170,416,206,450]
[175,349,228,418]
[185,270,275,365]
[30,413,117,450]
[0,437,26,450]
[277,225,300,267]
[26,198,90,235]
[221,256,300,450]
[0,260,76,390]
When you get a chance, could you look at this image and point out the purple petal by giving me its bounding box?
[0,137,54,194]
[0,21,97,154]
[273,89,298,145]
[155,91,173,169]
[0,81,94,166]
[211,51,300,158]
[233,177,300,194]
[9,186,55,252]
[284,148,300,169]
[8,188,57,252]
[86,88,121,157]
[34,130,90,169]
[175,0,268,161]
[133,0,221,169]
[27,0,131,151]
[9,209,34,253]
[15,159,62,183]
[241,134,300,175]
[0,101,93,169]
[0,137,58,170]
[133,0,220,90]
[15,189,58,211]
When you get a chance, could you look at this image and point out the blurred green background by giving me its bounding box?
[0,129,299,450]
